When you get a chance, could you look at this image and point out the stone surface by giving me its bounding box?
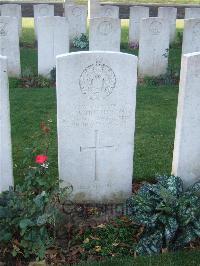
[0,4,22,36]
[89,17,121,51]
[100,5,119,18]
[88,0,101,19]
[37,16,69,77]
[185,8,200,19]
[56,51,137,203]
[0,16,21,77]
[129,6,149,46]
[158,7,177,43]
[182,19,200,54]
[0,56,13,193]
[64,5,87,43]
[138,17,170,77]
[34,4,54,38]
[63,0,75,7]
[172,52,200,187]
[89,2,119,19]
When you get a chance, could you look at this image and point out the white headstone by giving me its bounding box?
[129,6,149,46]
[185,8,200,19]
[89,17,121,51]
[64,0,75,7]
[158,7,177,43]
[37,16,69,78]
[56,51,137,203]
[64,5,87,43]
[138,17,170,77]
[88,0,101,19]
[0,56,13,193]
[34,4,54,38]
[0,4,22,36]
[100,5,119,18]
[182,19,200,54]
[0,17,21,77]
[172,52,200,187]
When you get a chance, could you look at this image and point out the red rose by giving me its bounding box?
[35,155,48,164]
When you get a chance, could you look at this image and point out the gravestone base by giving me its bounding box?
[61,202,129,227]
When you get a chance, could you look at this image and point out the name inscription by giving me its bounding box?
[62,103,132,128]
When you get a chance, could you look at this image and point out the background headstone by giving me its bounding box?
[88,0,101,19]
[63,0,75,9]
[129,6,149,46]
[158,7,177,43]
[185,8,200,19]
[0,4,22,36]
[89,17,121,51]
[34,4,54,39]
[182,19,200,54]
[37,16,69,77]
[0,16,21,77]
[56,51,138,203]
[0,55,13,193]
[64,5,87,44]
[138,17,170,77]
[100,5,119,18]
[172,52,200,187]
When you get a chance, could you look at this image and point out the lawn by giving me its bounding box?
[76,250,200,266]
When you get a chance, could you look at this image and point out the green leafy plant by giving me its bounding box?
[142,67,180,86]
[73,34,89,49]
[127,176,200,255]
[171,32,183,49]
[0,122,72,262]
[21,67,54,88]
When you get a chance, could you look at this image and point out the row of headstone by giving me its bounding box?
[2,1,200,21]
[2,2,200,79]
[129,6,177,46]
[36,14,170,78]
[1,50,200,200]
[36,10,173,78]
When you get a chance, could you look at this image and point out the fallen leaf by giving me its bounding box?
[83,238,90,244]
[95,246,101,252]
[96,224,106,228]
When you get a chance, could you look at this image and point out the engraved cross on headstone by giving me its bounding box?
[0,46,5,56]
[80,130,115,181]
[152,48,157,75]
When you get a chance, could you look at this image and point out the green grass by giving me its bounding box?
[75,250,200,266]
[11,18,183,183]
[134,85,178,180]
